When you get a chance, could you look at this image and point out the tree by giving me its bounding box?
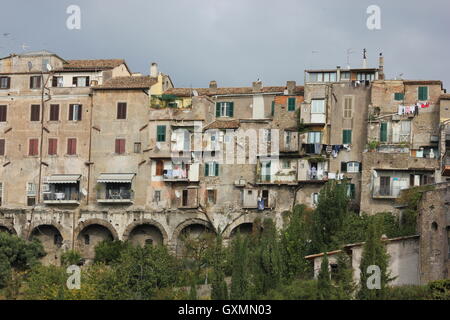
[210,234,228,300]
[230,234,250,299]
[333,252,355,299]
[310,180,350,253]
[94,240,130,265]
[357,220,393,300]
[317,254,332,300]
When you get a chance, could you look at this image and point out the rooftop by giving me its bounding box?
[93,76,157,90]
[164,86,304,97]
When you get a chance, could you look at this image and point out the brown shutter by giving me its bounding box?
[77,105,82,120]
[48,138,57,155]
[115,139,125,154]
[117,103,127,119]
[50,104,59,121]
[69,104,74,120]
[0,105,6,122]
[52,77,57,87]
[156,160,164,176]
[31,105,40,121]
[120,139,125,154]
[68,138,76,155]
[29,139,38,156]
[115,139,120,153]
[0,139,5,156]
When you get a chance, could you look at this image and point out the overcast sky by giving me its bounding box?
[1,0,449,89]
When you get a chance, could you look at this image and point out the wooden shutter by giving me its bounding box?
[215,103,221,117]
[214,162,219,176]
[204,163,209,176]
[156,160,164,176]
[157,125,166,142]
[418,86,428,101]
[50,104,59,121]
[67,138,76,155]
[117,103,127,119]
[343,130,351,144]
[271,101,275,116]
[77,105,82,120]
[0,139,4,156]
[115,139,125,154]
[29,139,38,156]
[30,105,40,121]
[48,138,57,155]
[380,123,388,142]
[69,104,74,120]
[52,77,58,87]
[288,97,296,111]
[0,105,7,122]
[228,102,234,117]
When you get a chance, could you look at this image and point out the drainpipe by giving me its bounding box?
[86,92,94,205]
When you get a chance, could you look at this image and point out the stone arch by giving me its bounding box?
[29,224,64,266]
[75,219,119,261]
[173,219,215,257]
[0,224,16,235]
[222,213,262,239]
[27,221,65,240]
[123,219,168,247]
[229,222,255,238]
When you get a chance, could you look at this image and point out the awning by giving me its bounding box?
[47,174,81,184]
[97,173,135,183]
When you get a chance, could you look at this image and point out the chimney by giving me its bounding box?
[150,62,158,78]
[336,66,341,82]
[362,48,368,69]
[286,81,296,95]
[209,80,217,89]
[252,80,262,92]
[378,53,385,80]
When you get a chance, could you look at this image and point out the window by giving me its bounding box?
[72,76,90,87]
[0,105,6,122]
[27,196,36,206]
[271,101,275,116]
[215,102,234,117]
[308,72,336,82]
[30,104,40,121]
[115,139,126,154]
[394,92,404,101]
[284,131,292,147]
[0,77,10,89]
[67,138,77,155]
[30,76,41,89]
[205,162,219,177]
[308,131,322,144]
[343,96,353,119]
[347,162,360,173]
[380,122,388,142]
[262,129,272,143]
[311,99,325,114]
[134,142,141,153]
[0,139,4,156]
[48,138,57,155]
[340,72,350,80]
[29,139,39,156]
[418,86,428,101]
[154,190,161,203]
[379,177,391,196]
[69,104,82,121]
[288,97,296,111]
[155,160,164,176]
[49,104,59,121]
[347,184,356,199]
[261,161,271,182]
[27,183,36,206]
[84,234,90,245]
[207,189,217,204]
[342,129,352,144]
[182,190,189,207]
[117,102,127,119]
[52,76,64,87]
[282,160,291,169]
[156,125,166,142]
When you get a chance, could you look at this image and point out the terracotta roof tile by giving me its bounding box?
[94,76,157,90]
[204,120,240,130]
[62,59,125,70]
[164,86,304,97]
[440,94,450,100]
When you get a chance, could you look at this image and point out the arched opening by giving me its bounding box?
[176,223,214,258]
[230,223,254,238]
[30,225,63,266]
[77,224,114,260]
[0,226,12,234]
[431,221,438,231]
[128,224,164,247]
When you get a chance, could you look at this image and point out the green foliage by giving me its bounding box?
[428,279,450,300]
[357,220,394,300]
[230,234,251,299]
[263,279,319,300]
[0,232,45,289]
[385,285,431,300]
[61,250,82,266]
[94,240,131,265]
[317,254,332,300]
[210,234,228,300]
[332,253,355,299]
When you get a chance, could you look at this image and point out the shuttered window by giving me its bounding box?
[394,92,404,101]
[0,77,10,89]
[156,125,166,142]
[342,129,352,144]
[288,97,296,111]
[205,162,219,176]
[216,102,234,117]
[117,102,127,119]
[380,122,388,142]
[155,160,164,176]
[347,184,356,199]
[0,139,4,156]
[69,104,82,121]
[115,139,126,154]
[418,86,428,101]
[49,104,59,121]
[0,105,7,122]
[30,76,41,89]
[48,138,57,155]
[343,96,353,119]
[67,138,77,155]
[271,101,275,116]
[30,104,40,121]
[29,139,39,156]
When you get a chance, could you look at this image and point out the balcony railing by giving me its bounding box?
[43,192,80,204]
[372,185,401,199]
[163,169,189,181]
[97,189,134,203]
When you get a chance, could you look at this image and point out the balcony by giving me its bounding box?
[298,171,328,183]
[43,191,80,205]
[442,154,450,176]
[97,189,134,204]
[163,168,189,182]
[372,185,401,199]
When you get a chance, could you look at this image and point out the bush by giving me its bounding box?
[385,285,431,300]
[428,279,450,300]
[61,250,82,266]
[94,240,130,265]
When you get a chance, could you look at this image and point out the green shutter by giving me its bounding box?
[156,125,166,142]
[216,103,221,117]
[228,102,234,117]
[214,162,219,176]
[205,163,209,176]
[418,86,428,101]
[271,101,275,116]
[380,123,387,142]
[394,93,404,101]
[288,97,296,111]
[343,130,352,144]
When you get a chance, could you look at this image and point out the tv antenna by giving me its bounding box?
[346,48,355,69]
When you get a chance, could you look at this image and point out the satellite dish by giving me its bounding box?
[46,64,52,71]
[27,61,32,71]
